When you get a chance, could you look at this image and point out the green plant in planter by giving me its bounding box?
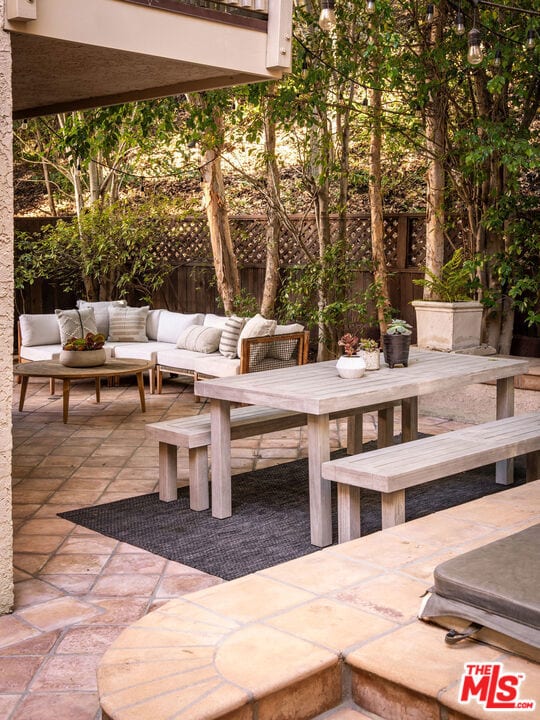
[386,319,412,335]
[384,319,412,368]
[413,248,479,302]
[358,337,379,351]
[63,332,106,351]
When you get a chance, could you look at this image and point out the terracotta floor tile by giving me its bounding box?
[14,578,65,609]
[11,691,99,720]
[0,694,21,717]
[55,625,126,654]
[11,503,42,518]
[12,553,50,575]
[324,706,377,719]
[103,553,167,575]
[39,573,99,595]
[16,517,75,535]
[13,477,65,491]
[89,597,150,625]
[0,656,45,692]
[0,615,41,649]
[13,534,65,554]
[57,535,119,555]
[17,597,103,632]
[31,654,101,691]
[0,631,60,657]
[41,553,110,575]
[46,490,105,507]
[88,573,160,597]
[155,573,222,598]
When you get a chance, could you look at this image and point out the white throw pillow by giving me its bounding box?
[55,308,98,346]
[146,309,162,341]
[108,306,149,342]
[267,323,305,361]
[76,299,126,337]
[237,314,277,359]
[218,316,245,359]
[156,311,204,343]
[19,314,61,347]
[203,314,231,330]
[176,325,222,354]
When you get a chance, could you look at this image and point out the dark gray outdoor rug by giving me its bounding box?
[59,441,526,581]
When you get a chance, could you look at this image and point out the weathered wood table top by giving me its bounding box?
[195,350,529,547]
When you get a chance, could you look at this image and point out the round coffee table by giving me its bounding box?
[15,359,154,423]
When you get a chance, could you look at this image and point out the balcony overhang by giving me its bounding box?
[6,0,292,118]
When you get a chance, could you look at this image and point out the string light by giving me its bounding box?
[525,29,536,50]
[493,48,502,66]
[318,0,336,32]
[366,0,375,14]
[455,9,466,35]
[426,3,434,22]
[467,1,483,66]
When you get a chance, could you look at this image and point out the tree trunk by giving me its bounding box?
[424,1,447,300]
[200,147,240,314]
[368,87,391,335]
[260,85,281,319]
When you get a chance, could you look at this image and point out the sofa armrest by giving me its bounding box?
[239,331,310,374]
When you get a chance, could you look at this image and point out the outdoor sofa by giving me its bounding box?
[17,300,309,393]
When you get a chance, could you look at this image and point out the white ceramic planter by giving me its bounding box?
[59,349,106,367]
[412,300,483,351]
[358,349,380,370]
[336,355,366,379]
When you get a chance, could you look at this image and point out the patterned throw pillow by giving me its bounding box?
[76,299,126,337]
[55,308,98,346]
[218,316,245,358]
[108,306,149,342]
[176,325,222,354]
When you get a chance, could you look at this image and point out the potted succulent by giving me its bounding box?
[60,332,107,367]
[336,333,366,379]
[358,337,381,370]
[383,319,412,368]
[412,249,483,351]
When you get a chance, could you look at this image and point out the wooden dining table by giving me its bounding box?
[195,349,529,547]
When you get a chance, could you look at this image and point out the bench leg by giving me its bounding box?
[347,414,363,454]
[189,447,210,511]
[378,407,394,448]
[381,490,405,528]
[159,442,178,501]
[337,484,361,543]
[49,377,55,395]
[526,451,539,483]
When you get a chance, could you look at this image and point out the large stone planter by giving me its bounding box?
[412,300,483,352]
[59,349,106,368]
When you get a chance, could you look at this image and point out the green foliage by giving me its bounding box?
[216,288,259,318]
[14,199,177,303]
[414,249,480,302]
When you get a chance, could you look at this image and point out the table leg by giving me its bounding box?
[211,399,232,519]
[95,378,101,404]
[496,377,514,485]
[307,414,331,547]
[347,413,363,454]
[62,379,70,424]
[136,372,146,413]
[377,407,394,448]
[19,376,29,412]
[401,397,418,443]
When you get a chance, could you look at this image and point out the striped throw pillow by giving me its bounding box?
[218,316,245,358]
[108,306,149,342]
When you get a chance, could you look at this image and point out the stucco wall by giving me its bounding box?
[0,10,14,615]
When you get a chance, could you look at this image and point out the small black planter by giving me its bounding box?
[383,334,411,368]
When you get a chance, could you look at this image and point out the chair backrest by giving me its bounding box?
[240,331,310,374]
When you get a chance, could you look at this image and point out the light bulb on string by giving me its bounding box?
[318,0,336,32]
[526,29,536,50]
[467,27,483,65]
[21,119,28,130]
[455,10,465,35]
[426,3,434,23]
[366,0,375,14]
[493,48,502,67]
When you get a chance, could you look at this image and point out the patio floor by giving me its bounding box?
[2,372,539,720]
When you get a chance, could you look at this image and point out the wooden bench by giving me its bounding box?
[321,412,540,543]
[146,401,400,507]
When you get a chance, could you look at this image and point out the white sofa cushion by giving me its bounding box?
[203,314,230,330]
[111,341,172,363]
[218,316,245,358]
[108,306,149,342]
[76,300,126,337]
[146,309,162,341]
[19,344,63,361]
[176,325,222,354]
[157,348,208,373]
[19,314,61,347]
[157,348,240,378]
[55,308,98,345]
[237,314,277,360]
[157,311,204,343]
[194,353,241,377]
[268,323,305,360]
